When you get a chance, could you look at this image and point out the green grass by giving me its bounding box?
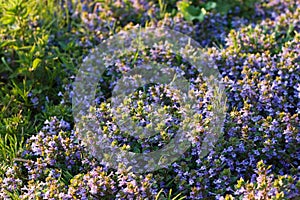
[155,189,186,200]
[0,0,81,175]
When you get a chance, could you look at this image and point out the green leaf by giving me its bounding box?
[205,1,217,10]
[30,58,41,71]
[29,44,36,55]
[1,16,15,25]
[177,1,207,22]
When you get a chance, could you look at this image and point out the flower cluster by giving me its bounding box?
[0,117,159,199]
[222,161,300,200]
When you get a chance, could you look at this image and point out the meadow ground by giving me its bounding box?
[0,0,299,199]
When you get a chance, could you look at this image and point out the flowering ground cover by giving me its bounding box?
[0,0,299,199]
